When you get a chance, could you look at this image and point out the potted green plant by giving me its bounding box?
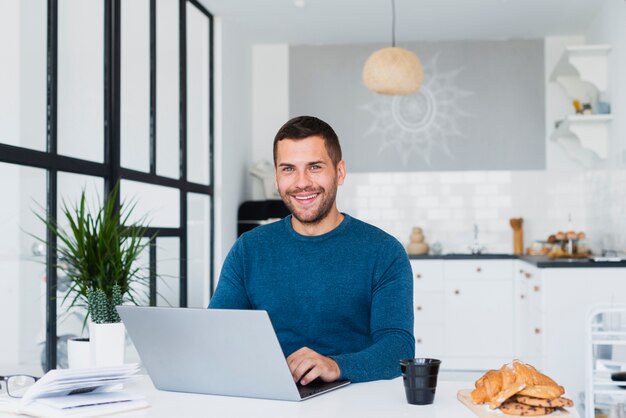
[36,183,153,368]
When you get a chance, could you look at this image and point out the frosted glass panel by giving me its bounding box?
[186,5,211,185]
[57,0,104,163]
[56,173,105,368]
[156,0,179,178]
[120,180,180,228]
[157,238,179,307]
[0,163,47,374]
[120,0,150,172]
[130,238,151,307]
[57,172,104,226]
[187,193,210,308]
[0,0,47,151]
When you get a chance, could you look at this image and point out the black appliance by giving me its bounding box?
[237,200,290,237]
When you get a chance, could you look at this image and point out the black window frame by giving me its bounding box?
[0,0,214,371]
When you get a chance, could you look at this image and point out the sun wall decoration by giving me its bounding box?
[361,53,473,165]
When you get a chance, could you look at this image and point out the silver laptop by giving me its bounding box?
[117,306,350,401]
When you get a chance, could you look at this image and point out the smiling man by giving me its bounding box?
[209,116,414,384]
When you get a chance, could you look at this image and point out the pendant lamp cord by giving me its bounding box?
[391,0,396,47]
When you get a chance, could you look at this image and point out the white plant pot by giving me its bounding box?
[89,322,126,367]
[67,338,91,369]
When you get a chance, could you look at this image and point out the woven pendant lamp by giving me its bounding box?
[362,0,423,96]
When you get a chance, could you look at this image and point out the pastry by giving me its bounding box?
[471,360,569,413]
[518,384,565,399]
[514,395,574,408]
[499,400,554,416]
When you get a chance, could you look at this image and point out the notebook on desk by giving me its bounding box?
[117,306,350,401]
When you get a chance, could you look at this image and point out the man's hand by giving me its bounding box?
[286,347,341,385]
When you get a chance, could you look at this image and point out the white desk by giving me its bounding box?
[114,376,580,418]
[0,376,582,417]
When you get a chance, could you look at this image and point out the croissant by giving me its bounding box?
[471,360,564,409]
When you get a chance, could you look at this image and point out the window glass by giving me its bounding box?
[120,0,150,172]
[57,0,104,163]
[186,5,211,185]
[157,237,180,307]
[57,172,105,225]
[156,0,180,178]
[187,193,210,307]
[55,173,104,367]
[0,0,47,151]
[120,180,180,228]
[0,163,47,374]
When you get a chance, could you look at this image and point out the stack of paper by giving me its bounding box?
[0,364,149,417]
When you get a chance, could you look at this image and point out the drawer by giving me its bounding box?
[444,260,514,280]
[410,260,444,292]
[414,323,444,358]
[413,293,444,323]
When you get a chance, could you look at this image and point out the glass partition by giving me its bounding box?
[120,0,151,173]
[186,5,211,185]
[120,180,180,228]
[0,0,213,371]
[188,193,211,307]
[156,237,180,307]
[0,0,47,151]
[0,163,47,374]
[156,0,180,178]
[57,0,104,163]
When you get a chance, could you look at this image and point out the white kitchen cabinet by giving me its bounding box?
[411,259,445,293]
[444,278,514,358]
[515,261,543,365]
[410,259,515,370]
[517,260,626,405]
[410,260,445,358]
[443,260,515,369]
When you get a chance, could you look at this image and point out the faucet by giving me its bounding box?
[468,224,486,254]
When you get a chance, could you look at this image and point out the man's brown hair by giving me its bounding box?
[273,116,342,166]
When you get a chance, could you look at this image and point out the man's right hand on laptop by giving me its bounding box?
[287,347,341,386]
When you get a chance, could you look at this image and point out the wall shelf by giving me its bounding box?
[552,114,613,161]
[550,45,611,96]
[550,45,612,164]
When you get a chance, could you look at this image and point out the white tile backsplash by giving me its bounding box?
[339,169,626,255]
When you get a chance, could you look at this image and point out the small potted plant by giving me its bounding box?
[36,183,153,368]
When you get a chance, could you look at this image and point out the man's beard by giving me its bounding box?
[280,183,338,226]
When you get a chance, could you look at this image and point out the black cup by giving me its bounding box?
[400,358,441,405]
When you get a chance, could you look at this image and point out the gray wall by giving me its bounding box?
[290,40,545,172]
[215,19,253,275]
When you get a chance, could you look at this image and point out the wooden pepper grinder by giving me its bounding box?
[509,218,523,255]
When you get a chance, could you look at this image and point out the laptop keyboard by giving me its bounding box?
[296,378,350,399]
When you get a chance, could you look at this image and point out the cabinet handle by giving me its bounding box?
[416,306,422,311]
[417,338,422,344]
[415,273,422,279]
[476,267,482,273]
[454,289,460,295]
[534,286,540,292]
[525,272,532,279]
[520,294,525,299]
[534,328,541,334]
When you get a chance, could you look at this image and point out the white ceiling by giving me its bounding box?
[198,0,608,45]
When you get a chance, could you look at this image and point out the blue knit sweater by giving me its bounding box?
[209,214,415,382]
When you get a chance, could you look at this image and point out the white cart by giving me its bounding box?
[586,305,626,418]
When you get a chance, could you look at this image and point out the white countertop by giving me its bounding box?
[0,374,582,417]
[109,376,579,418]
